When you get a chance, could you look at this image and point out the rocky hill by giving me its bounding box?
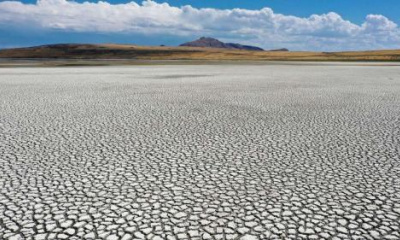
[180,37,264,51]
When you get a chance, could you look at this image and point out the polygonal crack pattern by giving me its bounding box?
[1,65,400,240]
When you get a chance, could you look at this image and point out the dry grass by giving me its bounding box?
[0,44,400,62]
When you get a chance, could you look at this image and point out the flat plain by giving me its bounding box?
[1,64,400,240]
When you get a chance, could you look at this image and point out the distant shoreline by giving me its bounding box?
[1,44,400,65]
[1,59,400,68]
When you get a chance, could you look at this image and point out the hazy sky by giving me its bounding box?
[1,0,399,50]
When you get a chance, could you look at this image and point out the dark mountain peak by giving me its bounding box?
[180,37,264,51]
[181,37,226,48]
[199,37,214,40]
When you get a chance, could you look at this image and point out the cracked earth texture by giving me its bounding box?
[1,65,400,240]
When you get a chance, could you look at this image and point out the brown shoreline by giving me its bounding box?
[1,59,400,68]
[1,44,400,65]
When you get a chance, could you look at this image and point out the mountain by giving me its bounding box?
[180,37,264,51]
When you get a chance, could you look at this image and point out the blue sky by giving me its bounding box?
[1,0,399,50]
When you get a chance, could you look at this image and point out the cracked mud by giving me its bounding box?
[1,65,400,240]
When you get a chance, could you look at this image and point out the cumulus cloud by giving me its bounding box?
[362,15,397,32]
[0,0,399,50]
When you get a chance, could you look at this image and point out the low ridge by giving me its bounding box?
[1,43,399,61]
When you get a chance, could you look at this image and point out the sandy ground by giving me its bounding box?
[1,64,400,240]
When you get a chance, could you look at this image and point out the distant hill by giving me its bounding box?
[0,43,400,62]
[270,48,289,52]
[180,37,264,51]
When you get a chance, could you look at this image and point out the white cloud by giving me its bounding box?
[362,14,397,32]
[0,0,399,50]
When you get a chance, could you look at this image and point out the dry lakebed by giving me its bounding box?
[1,63,400,240]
